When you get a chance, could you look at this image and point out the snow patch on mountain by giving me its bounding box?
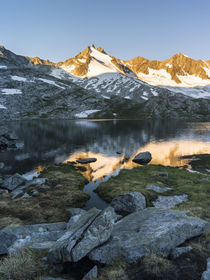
[161,85,210,99]
[75,109,100,118]
[0,104,7,109]
[11,76,27,82]
[0,65,7,69]
[1,89,22,95]
[37,78,66,89]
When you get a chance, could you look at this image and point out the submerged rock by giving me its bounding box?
[132,151,152,165]
[77,158,97,164]
[48,207,115,264]
[152,194,188,209]
[88,208,210,264]
[110,192,146,215]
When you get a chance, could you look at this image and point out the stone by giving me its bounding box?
[146,184,172,193]
[2,222,66,254]
[83,265,98,280]
[158,172,168,178]
[88,208,210,264]
[48,207,115,264]
[170,246,192,259]
[0,232,17,255]
[152,194,188,209]
[201,258,210,280]
[132,152,152,165]
[1,173,27,191]
[77,158,97,164]
[111,192,146,215]
[66,208,87,218]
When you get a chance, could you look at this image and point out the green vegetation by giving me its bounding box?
[96,164,210,220]
[0,163,89,229]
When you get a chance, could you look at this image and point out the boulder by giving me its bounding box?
[111,192,146,215]
[201,258,210,280]
[88,208,210,264]
[132,152,152,165]
[77,158,97,164]
[146,184,172,193]
[66,208,87,218]
[0,232,17,255]
[170,246,192,259]
[1,173,27,191]
[152,194,188,209]
[48,207,115,264]
[83,265,98,280]
[158,172,168,178]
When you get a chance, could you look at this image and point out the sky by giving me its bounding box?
[0,0,210,62]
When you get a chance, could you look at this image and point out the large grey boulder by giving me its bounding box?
[88,208,210,264]
[48,207,115,264]
[132,152,152,165]
[1,173,27,191]
[152,194,188,209]
[111,192,146,215]
[66,208,87,218]
[2,222,66,254]
[201,258,210,280]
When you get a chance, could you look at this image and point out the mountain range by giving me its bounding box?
[0,44,210,120]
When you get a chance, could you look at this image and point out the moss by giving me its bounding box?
[96,164,210,220]
[183,154,210,173]
[0,163,89,229]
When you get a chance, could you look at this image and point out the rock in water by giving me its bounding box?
[88,208,210,264]
[132,152,152,165]
[48,207,115,264]
[111,192,146,215]
[1,173,27,191]
[77,158,97,164]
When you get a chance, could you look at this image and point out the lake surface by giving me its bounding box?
[1,119,210,179]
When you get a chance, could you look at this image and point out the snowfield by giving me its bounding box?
[11,76,27,82]
[75,109,100,118]
[0,65,7,69]
[1,89,22,95]
[37,78,66,89]
[0,104,7,109]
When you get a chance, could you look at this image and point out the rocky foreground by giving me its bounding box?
[0,154,210,279]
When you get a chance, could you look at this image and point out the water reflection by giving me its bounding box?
[1,119,210,176]
[66,140,210,181]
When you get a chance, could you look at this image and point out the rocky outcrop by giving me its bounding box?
[1,173,27,191]
[152,194,188,209]
[82,265,98,280]
[110,192,146,215]
[48,207,115,264]
[132,152,152,165]
[88,208,210,264]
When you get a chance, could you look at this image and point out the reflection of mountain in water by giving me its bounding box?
[1,119,210,175]
[68,140,210,181]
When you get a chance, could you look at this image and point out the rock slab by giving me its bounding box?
[152,194,188,209]
[88,208,210,264]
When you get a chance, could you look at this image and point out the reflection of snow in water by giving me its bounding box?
[66,140,210,182]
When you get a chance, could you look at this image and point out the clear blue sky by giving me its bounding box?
[0,0,209,62]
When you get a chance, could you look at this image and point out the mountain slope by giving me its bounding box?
[0,45,210,121]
